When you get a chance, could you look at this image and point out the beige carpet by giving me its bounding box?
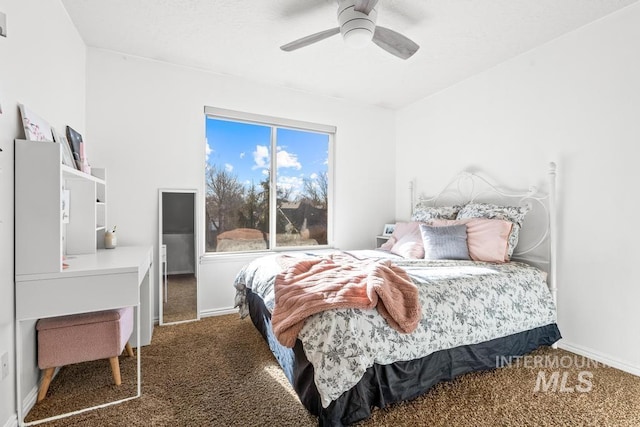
[27,314,640,426]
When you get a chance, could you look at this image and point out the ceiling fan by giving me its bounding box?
[280,0,419,60]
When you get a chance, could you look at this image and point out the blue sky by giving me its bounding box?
[205,118,329,199]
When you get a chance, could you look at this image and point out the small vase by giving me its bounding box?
[104,231,117,249]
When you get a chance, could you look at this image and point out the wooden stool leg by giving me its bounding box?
[37,367,56,402]
[109,356,122,385]
[125,342,134,357]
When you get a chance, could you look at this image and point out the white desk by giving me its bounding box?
[15,246,154,426]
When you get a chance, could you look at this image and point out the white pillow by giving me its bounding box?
[380,222,424,259]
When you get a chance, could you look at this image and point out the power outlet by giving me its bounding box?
[1,352,8,380]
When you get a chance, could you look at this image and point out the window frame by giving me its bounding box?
[203,106,336,254]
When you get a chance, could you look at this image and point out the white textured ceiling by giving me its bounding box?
[61,0,638,109]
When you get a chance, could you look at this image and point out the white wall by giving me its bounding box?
[5,4,634,425]
[396,3,640,374]
[0,0,86,424]
[84,49,396,320]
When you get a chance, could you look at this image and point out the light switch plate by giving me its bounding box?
[0,12,7,38]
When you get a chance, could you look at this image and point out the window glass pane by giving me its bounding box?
[275,128,329,247]
[205,115,331,254]
[205,118,270,252]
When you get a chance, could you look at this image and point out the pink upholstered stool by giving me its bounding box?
[35,306,135,402]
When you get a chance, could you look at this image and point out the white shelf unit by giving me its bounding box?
[15,139,107,276]
[95,168,107,247]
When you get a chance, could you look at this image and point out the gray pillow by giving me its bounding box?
[419,224,470,260]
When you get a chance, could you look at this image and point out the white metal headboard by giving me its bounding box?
[411,162,558,305]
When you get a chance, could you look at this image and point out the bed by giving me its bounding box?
[233,163,561,426]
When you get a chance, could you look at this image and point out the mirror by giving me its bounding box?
[158,189,199,325]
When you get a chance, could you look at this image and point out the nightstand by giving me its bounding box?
[376,235,391,248]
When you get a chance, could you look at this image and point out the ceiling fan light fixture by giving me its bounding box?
[342,28,373,48]
[338,0,377,49]
[280,0,419,60]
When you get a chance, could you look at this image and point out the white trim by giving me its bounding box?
[326,132,336,248]
[547,162,558,313]
[269,127,278,250]
[200,307,238,318]
[21,381,39,418]
[558,340,640,377]
[3,414,18,427]
[204,106,336,134]
[156,318,199,326]
[200,251,266,264]
[199,247,335,264]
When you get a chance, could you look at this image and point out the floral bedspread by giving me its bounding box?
[234,250,557,408]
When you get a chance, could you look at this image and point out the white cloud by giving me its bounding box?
[205,141,212,161]
[310,172,318,180]
[278,175,304,200]
[239,152,245,159]
[225,163,234,172]
[253,145,269,169]
[277,150,302,170]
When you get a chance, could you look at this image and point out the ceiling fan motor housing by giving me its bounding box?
[337,0,378,48]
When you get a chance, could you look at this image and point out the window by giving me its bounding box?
[204,107,334,253]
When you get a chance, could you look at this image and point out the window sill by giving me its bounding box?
[199,245,335,264]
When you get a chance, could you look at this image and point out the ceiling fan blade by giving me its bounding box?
[372,26,420,60]
[280,27,341,52]
[354,0,379,15]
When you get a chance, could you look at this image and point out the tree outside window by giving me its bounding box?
[205,114,332,253]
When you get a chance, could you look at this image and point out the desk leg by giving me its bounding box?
[16,320,23,426]
[131,269,152,347]
[136,302,141,398]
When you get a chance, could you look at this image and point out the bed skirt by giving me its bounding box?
[246,288,561,426]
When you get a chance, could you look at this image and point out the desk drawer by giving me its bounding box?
[16,272,139,320]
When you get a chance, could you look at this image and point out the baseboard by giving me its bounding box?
[153,307,238,326]
[558,340,640,377]
[24,385,38,415]
[20,384,38,423]
[3,414,18,427]
[167,270,194,275]
[200,307,238,318]
[19,366,62,423]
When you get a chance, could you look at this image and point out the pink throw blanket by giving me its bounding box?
[272,252,421,348]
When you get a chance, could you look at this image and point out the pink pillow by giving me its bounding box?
[428,218,512,262]
[380,222,424,259]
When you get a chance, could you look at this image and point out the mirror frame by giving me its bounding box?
[158,188,200,325]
